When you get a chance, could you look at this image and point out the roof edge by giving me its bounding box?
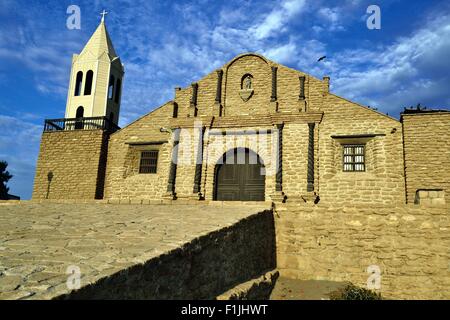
[328,93,401,123]
[110,101,174,137]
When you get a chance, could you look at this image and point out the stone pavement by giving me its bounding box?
[270,277,349,300]
[0,202,270,299]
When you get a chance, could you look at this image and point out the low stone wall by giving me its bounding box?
[402,112,450,205]
[275,204,450,299]
[216,270,279,300]
[3,201,448,300]
[57,208,276,300]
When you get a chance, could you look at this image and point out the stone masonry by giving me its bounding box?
[103,53,413,205]
[2,201,449,299]
[33,130,109,200]
[30,20,450,300]
[318,95,406,205]
[35,52,449,209]
[402,112,450,205]
[275,203,450,300]
[0,202,274,299]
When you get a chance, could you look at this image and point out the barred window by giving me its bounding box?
[139,151,158,174]
[343,145,365,172]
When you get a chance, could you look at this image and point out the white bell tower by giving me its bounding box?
[64,11,124,125]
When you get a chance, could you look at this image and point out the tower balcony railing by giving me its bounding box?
[43,116,120,133]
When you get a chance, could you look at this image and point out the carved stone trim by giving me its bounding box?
[209,129,273,136]
[166,129,181,197]
[193,126,205,195]
[275,123,284,192]
[307,123,315,192]
[215,70,223,104]
[239,89,254,102]
[125,141,167,145]
[271,66,278,102]
[190,83,198,106]
[299,76,306,100]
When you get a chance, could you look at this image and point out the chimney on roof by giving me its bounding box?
[323,76,330,94]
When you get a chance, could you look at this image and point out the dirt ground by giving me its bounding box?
[270,277,350,300]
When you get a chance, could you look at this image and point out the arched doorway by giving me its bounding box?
[214,148,265,201]
[75,106,84,129]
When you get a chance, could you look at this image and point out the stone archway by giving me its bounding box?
[214,148,265,201]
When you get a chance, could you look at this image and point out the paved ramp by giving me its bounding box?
[0,202,272,299]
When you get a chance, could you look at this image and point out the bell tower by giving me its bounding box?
[33,12,123,201]
[65,11,124,125]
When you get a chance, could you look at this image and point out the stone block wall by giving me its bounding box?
[402,112,450,205]
[171,126,200,199]
[282,123,310,198]
[275,204,450,299]
[57,209,276,300]
[104,102,174,200]
[33,130,109,200]
[318,94,405,205]
[103,54,450,207]
[224,54,273,116]
[195,71,217,117]
[173,53,327,118]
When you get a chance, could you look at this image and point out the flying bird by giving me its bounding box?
[317,56,327,62]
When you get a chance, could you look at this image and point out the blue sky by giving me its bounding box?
[0,0,449,199]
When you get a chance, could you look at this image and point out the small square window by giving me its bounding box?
[343,145,365,172]
[139,151,158,174]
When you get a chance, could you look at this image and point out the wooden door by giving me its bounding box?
[215,149,265,201]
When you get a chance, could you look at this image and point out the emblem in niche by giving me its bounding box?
[239,74,254,102]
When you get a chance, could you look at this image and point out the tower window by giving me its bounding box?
[76,106,84,118]
[139,151,158,174]
[108,75,115,100]
[114,78,121,103]
[194,106,198,117]
[343,145,365,172]
[84,70,94,95]
[75,106,84,129]
[74,71,83,96]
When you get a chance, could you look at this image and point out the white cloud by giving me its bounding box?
[249,0,307,39]
[263,40,298,64]
[317,7,345,31]
[0,17,82,98]
[329,13,450,112]
[318,7,340,23]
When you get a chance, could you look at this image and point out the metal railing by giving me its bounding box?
[44,116,120,133]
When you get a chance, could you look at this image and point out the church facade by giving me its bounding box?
[32,19,450,208]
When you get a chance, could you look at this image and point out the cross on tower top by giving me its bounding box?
[100,10,108,23]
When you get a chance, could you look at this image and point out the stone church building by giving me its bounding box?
[32,18,449,208]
